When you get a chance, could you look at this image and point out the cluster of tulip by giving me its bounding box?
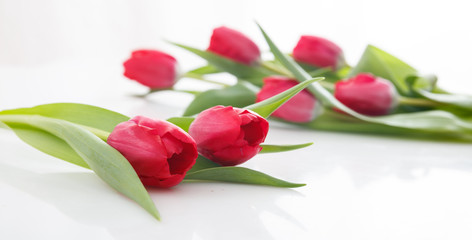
[2,24,470,220]
[123,25,472,144]
[107,106,269,188]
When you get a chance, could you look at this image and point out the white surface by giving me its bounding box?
[1,1,472,239]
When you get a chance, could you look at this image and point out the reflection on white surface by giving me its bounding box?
[1,124,472,239]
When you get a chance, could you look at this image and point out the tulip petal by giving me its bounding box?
[211,145,262,166]
[123,50,178,89]
[189,106,241,150]
[207,26,261,65]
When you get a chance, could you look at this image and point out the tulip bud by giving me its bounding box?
[293,35,344,70]
[207,26,261,65]
[334,73,398,116]
[188,106,269,166]
[256,76,319,123]
[123,50,178,89]
[107,116,198,188]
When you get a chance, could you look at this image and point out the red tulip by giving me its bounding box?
[334,73,398,116]
[123,50,178,89]
[256,76,318,123]
[107,116,198,188]
[207,26,261,65]
[188,106,269,166]
[293,35,344,70]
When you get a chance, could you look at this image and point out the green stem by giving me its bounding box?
[261,62,335,91]
[399,96,441,107]
[261,61,294,77]
[307,68,332,77]
[182,72,230,87]
[318,81,335,92]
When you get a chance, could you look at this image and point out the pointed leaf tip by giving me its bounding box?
[246,77,323,118]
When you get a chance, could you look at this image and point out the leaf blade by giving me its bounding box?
[260,142,313,154]
[0,103,130,133]
[185,166,305,188]
[0,114,160,220]
[183,82,258,116]
[171,42,274,85]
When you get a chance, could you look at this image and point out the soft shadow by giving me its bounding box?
[147,182,305,240]
[0,162,305,239]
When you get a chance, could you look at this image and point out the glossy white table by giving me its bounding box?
[1,60,471,240]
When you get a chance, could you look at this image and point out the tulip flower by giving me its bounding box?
[188,106,269,166]
[207,26,261,65]
[293,35,344,70]
[123,50,178,89]
[256,76,318,123]
[107,116,198,188]
[334,73,398,116]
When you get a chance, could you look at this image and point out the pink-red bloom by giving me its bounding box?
[334,73,398,116]
[107,116,198,188]
[188,106,269,166]
[207,26,261,65]
[123,50,178,89]
[256,76,318,123]
[293,35,344,70]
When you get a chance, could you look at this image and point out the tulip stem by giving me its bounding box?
[399,96,441,107]
[318,81,335,91]
[182,72,230,87]
[261,61,294,77]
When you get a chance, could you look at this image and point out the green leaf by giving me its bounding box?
[187,155,220,174]
[306,110,472,141]
[404,75,472,112]
[3,123,90,168]
[0,103,130,133]
[0,114,160,220]
[348,45,417,95]
[187,65,222,75]
[0,103,129,167]
[183,82,258,116]
[171,42,275,86]
[418,91,472,111]
[245,77,323,118]
[184,166,305,188]
[166,116,195,132]
[405,75,438,93]
[260,142,313,153]
[184,156,305,188]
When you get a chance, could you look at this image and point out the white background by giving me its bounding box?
[1,0,472,239]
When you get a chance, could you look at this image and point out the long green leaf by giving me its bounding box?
[187,65,222,75]
[418,90,472,111]
[260,142,313,153]
[2,122,89,168]
[305,110,472,141]
[0,103,128,167]
[183,82,258,116]
[348,45,417,95]
[185,166,305,188]
[171,42,275,86]
[0,103,130,133]
[0,114,160,220]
